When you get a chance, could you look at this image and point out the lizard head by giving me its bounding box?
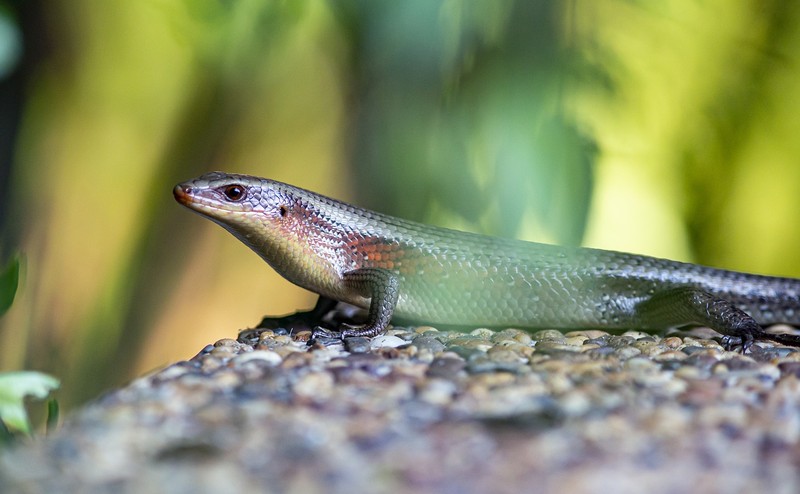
[174,172,291,245]
[174,172,348,288]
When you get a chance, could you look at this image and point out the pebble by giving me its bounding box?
[565,335,588,347]
[614,347,642,360]
[673,365,704,380]
[447,337,493,352]
[209,347,236,360]
[280,351,314,369]
[470,328,495,338]
[232,350,282,367]
[632,340,664,356]
[487,346,527,363]
[448,345,484,360]
[370,335,408,349]
[425,357,466,380]
[652,351,687,362]
[682,346,709,355]
[492,328,533,345]
[662,336,683,349]
[778,362,800,377]
[585,335,610,347]
[683,352,721,372]
[533,341,581,354]
[606,335,636,349]
[273,335,294,345]
[412,336,446,354]
[624,357,659,372]
[531,329,567,342]
[214,338,240,348]
[344,337,371,353]
[414,325,439,334]
[558,390,593,417]
[466,355,503,374]
[755,346,798,360]
[292,371,335,403]
[417,378,458,406]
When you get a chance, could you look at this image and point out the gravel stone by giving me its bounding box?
[470,327,495,338]
[413,325,439,334]
[412,336,446,354]
[343,337,371,353]
[531,329,566,342]
[426,357,466,380]
[369,335,407,349]
[232,350,282,367]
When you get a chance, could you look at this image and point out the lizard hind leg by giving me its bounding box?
[635,287,766,352]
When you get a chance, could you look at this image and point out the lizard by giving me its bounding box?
[174,172,800,352]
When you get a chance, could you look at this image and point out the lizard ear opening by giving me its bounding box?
[279,205,288,217]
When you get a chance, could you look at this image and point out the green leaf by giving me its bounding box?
[0,371,60,435]
[0,6,22,80]
[46,398,60,434]
[0,255,19,317]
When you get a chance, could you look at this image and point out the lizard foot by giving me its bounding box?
[720,334,754,354]
[309,326,346,346]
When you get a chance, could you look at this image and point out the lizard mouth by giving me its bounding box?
[173,183,237,214]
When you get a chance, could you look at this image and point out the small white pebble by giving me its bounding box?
[470,328,494,338]
[232,350,282,366]
[370,335,407,349]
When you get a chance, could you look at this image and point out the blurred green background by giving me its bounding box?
[1,0,799,410]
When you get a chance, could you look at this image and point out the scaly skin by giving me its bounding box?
[174,172,800,351]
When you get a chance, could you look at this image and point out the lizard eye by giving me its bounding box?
[222,184,245,201]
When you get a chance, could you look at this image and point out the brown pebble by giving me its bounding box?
[417,378,458,406]
[470,328,495,338]
[293,330,313,342]
[662,336,683,349]
[214,338,239,348]
[414,326,439,334]
[210,347,236,360]
[257,330,276,341]
[531,329,566,342]
[681,379,724,406]
[426,357,466,380]
[280,352,313,369]
[565,336,588,347]
[487,346,526,364]
[652,350,688,362]
[564,330,609,340]
[778,362,800,377]
[293,372,335,403]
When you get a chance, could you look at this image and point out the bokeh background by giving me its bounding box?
[1,0,799,410]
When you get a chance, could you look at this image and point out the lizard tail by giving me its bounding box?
[766,331,800,348]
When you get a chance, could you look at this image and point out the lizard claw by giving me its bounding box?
[310,326,345,346]
[309,323,383,345]
[720,335,741,352]
[720,335,754,354]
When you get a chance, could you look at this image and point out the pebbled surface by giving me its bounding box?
[3,322,800,494]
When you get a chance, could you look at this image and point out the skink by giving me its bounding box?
[174,172,800,351]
